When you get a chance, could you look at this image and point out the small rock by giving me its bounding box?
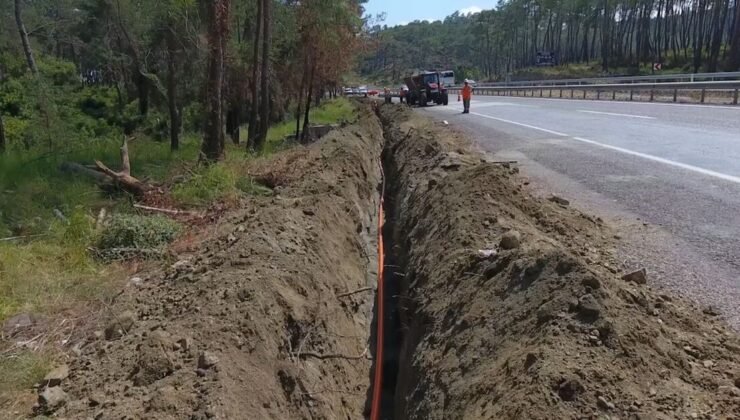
[557,378,584,401]
[198,351,219,369]
[500,230,521,250]
[648,387,657,397]
[41,364,69,388]
[236,225,246,233]
[621,268,647,285]
[477,249,498,258]
[196,368,208,377]
[582,276,601,290]
[177,338,192,352]
[718,386,740,397]
[683,346,702,358]
[104,310,136,340]
[548,195,570,206]
[227,233,237,243]
[702,306,720,316]
[597,396,615,410]
[577,294,601,321]
[37,387,68,412]
[702,360,714,368]
[172,259,192,272]
[735,376,740,388]
[302,209,315,216]
[129,277,143,287]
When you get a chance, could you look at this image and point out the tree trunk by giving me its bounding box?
[707,0,726,72]
[166,26,180,151]
[301,62,316,143]
[201,0,230,162]
[0,111,6,154]
[247,0,263,149]
[256,0,272,150]
[693,0,708,72]
[14,0,38,75]
[727,0,740,70]
[295,55,308,141]
[602,0,610,72]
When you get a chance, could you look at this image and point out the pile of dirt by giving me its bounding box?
[378,104,740,419]
[50,106,383,419]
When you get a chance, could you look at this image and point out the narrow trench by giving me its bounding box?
[365,121,407,420]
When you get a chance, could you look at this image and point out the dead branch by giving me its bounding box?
[0,234,47,242]
[296,346,370,361]
[133,204,200,217]
[94,138,149,196]
[336,286,374,299]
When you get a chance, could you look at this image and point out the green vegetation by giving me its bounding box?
[0,351,51,406]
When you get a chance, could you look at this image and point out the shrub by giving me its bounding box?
[172,164,238,207]
[96,214,180,259]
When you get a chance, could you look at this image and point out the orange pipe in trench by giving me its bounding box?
[370,163,386,420]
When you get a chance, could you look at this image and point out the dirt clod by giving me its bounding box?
[197,351,219,370]
[500,230,522,249]
[104,310,136,340]
[622,268,648,284]
[37,386,68,413]
[41,364,69,388]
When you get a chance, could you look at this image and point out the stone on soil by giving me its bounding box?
[500,230,522,250]
[621,268,648,285]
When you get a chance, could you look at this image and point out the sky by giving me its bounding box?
[364,0,498,27]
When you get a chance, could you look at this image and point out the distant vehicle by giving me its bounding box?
[368,89,379,96]
[440,70,455,86]
[358,86,368,96]
[404,72,449,107]
[343,87,353,95]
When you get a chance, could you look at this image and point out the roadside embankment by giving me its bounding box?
[378,104,740,419]
[54,105,383,419]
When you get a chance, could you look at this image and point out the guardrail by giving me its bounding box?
[447,80,740,105]
[451,71,740,88]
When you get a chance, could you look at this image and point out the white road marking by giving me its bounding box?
[460,109,740,185]
[578,110,656,119]
[572,137,740,184]
[469,112,568,137]
[474,94,740,110]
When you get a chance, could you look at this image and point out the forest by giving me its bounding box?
[361,0,740,82]
[0,0,363,404]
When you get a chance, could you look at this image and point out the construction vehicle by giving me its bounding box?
[404,71,449,107]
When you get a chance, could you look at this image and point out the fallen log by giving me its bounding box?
[93,138,149,196]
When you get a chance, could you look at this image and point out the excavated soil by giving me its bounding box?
[53,107,384,419]
[23,103,740,420]
[378,104,740,420]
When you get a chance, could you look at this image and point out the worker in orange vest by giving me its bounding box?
[462,81,473,114]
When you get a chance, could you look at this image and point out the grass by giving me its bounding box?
[0,350,51,409]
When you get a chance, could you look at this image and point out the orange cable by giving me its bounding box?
[370,162,386,420]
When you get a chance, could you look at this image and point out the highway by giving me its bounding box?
[423,95,740,327]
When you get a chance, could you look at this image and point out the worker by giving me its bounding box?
[462,80,473,114]
[384,87,392,104]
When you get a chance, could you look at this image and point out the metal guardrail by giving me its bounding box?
[447,80,740,105]
[450,71,740,88]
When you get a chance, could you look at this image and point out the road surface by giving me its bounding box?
[423,95,740,328]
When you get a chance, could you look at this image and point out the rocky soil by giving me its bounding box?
[378,104,740,420]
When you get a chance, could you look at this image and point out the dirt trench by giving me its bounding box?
[376,104,740,419]
[31,103,740,420]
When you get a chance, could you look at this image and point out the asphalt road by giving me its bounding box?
[422,95,740,328]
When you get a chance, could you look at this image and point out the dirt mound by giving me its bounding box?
[378,104,740,419]
[53,107,383,419]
